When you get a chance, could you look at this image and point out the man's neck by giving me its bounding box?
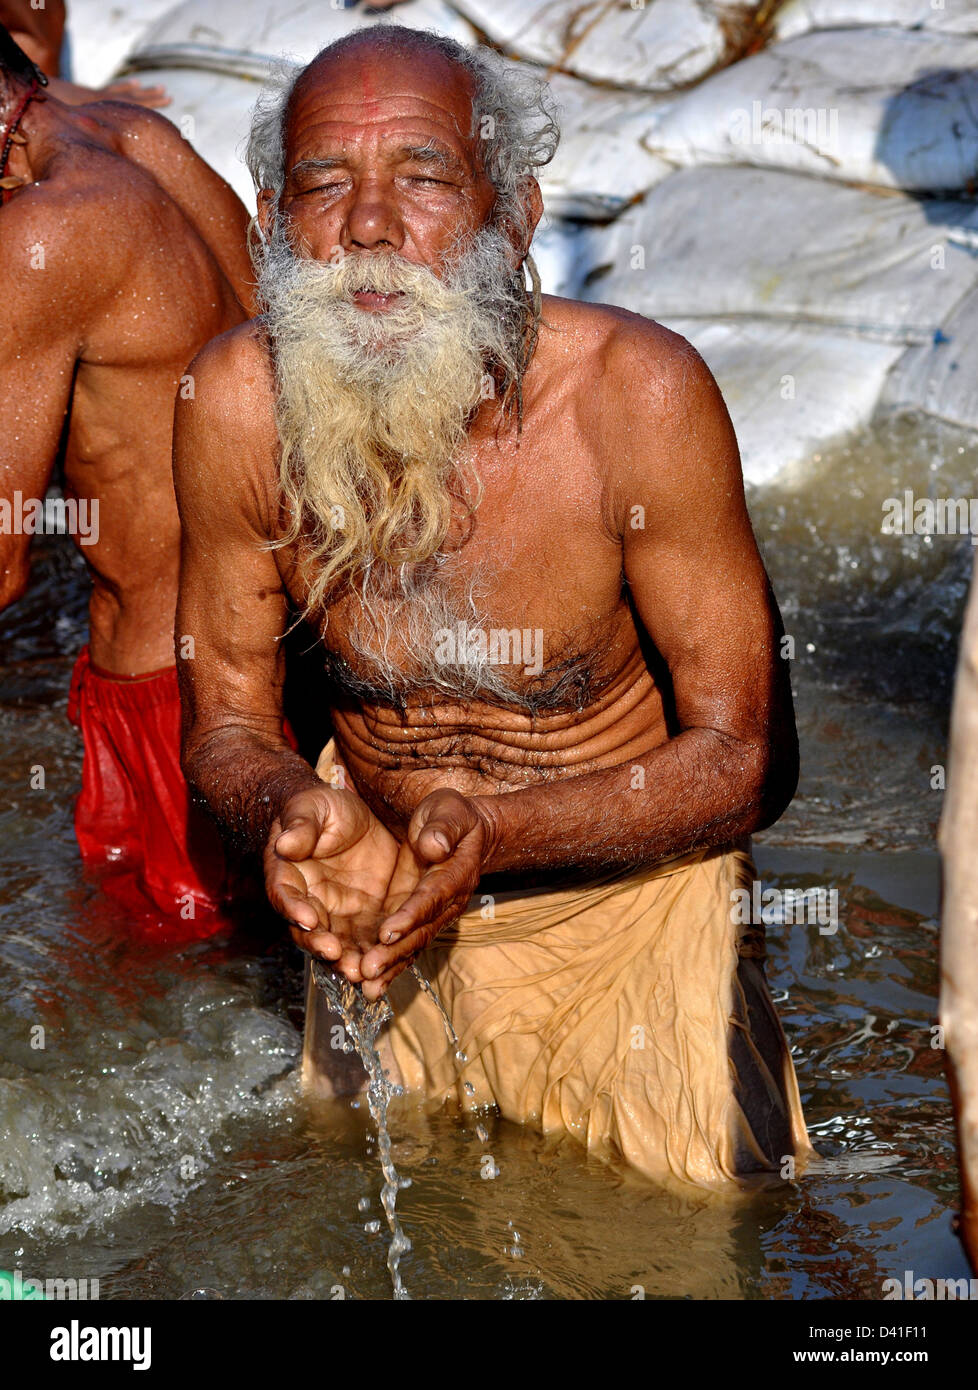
[0,75,48,195]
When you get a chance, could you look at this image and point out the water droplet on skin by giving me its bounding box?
[357,1196,370,1212]
[463,1081,475,1097]
[476,1124,489,1143]
[364,1220,381,1234]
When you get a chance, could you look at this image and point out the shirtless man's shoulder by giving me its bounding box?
[190,297,711,432]
[2,143,212,317]
[175,321,279,535]
[538,293,722,410]
[2,97,252,316]
[184,320,276,448]
[533,294,741,520]
[0,96,252,665]
[95,101,255,307]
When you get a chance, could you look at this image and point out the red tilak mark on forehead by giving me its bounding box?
[358,64,381,120]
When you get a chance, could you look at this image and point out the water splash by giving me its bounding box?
[310,961,412,1300]
[409,966,476,1099]
[409,967,466,1063]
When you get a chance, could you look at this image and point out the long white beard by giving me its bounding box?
[256,218,529,615]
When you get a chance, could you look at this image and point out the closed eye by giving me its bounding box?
[296,181,347,197]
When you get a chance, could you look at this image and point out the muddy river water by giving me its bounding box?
[0,413,972,1299]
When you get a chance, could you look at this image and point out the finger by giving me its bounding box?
[415,823,454,861]
[409,793,477,863]
[361,956,412,1002]
[106,80,168,99]
[334,947,364,984]
[379,850,477,942]
[377,878,448,944]
[269,877,323,932]
[362,913,448,980]
[288,921,343,961]
[278,790,369,862]
[274,810,322,862]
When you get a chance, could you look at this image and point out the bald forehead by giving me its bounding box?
[286,41,479,151]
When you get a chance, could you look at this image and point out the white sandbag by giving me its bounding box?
[643,29,978,192]
[529,217,598,299]
[774,0,978,41]
[131,0,477,79]
[580,167,978,342]
[539,72,673,221]
[659,318,905,486]
[447,0,757,91]
[63,0,178,88]
[881,287,978,432]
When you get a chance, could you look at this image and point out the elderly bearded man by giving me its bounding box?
[175,27,812,1187]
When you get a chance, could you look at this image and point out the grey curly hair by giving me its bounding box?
[245,25,560,248]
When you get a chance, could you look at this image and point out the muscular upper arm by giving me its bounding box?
[172,325,289,750]
[113,106,256,314]
[0,198,89,605]
[610,323,794,765]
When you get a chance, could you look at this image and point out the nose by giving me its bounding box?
[341,175,405,255]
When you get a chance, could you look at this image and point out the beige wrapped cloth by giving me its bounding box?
[305,745,812,1190]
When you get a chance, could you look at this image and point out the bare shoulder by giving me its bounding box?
[93,100,214,176]
[175,320,279,526]
[95,100,187,146]
[0,170,133,317]
[537,296,743,520]
[100,101,246,204]
[185,319,276,433]
[3,140,154,257]
[540,294,718,408]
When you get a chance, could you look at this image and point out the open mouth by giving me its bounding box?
[351,289,406,312]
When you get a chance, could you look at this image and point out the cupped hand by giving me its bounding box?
[264,781,402,983]
[358,789,492,1001]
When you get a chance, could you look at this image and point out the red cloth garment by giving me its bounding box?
[67,646,229,935]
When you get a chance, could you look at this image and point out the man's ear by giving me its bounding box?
[256,188,277,240]
[516,176,544,261]
[497,176,544,270]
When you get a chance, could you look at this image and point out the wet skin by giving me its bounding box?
[0,81,254,673]
[175,45,798,999]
